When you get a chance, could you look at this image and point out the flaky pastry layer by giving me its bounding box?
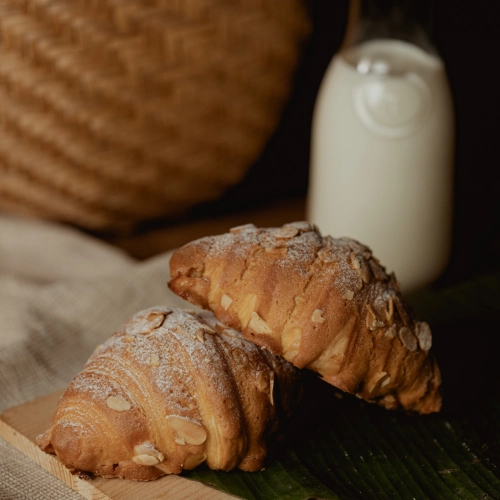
[38,307,301,480]
[169,222,442,414]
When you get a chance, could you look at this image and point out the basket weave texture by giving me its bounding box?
[0,0,310,231]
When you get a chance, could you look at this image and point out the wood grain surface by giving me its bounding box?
[0,391,235,500]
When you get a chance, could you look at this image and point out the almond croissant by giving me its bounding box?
[168,222,442,414]
[37,307,301,480]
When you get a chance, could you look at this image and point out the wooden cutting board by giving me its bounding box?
[0,391,235,500]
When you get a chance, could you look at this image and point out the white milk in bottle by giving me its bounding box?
[307,6,454,293]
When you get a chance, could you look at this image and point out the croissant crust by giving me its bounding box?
[168,222,442,414]
[38,307,301,480]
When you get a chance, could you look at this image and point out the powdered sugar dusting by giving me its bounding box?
[65,307,299,423]
[317,236,359,296]
[204,231,260,261]
[195,223,391,297]
[56,419,85,432]
[170,222,438,412]
[179,222,412,334]
[125,310,169,335]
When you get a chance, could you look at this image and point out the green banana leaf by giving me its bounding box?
[184,273,500,499]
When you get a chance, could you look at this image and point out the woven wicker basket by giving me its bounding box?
[0,0,311,232]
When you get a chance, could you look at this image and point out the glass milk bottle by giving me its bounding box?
[307,0,454,293]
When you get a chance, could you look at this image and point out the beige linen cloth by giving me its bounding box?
[0,214,189,499]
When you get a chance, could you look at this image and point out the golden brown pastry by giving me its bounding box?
[168,222,442,414]
[37,307,301,480]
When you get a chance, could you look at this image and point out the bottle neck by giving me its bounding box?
[343,0,437,55]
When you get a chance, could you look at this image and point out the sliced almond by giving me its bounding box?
[416,322,432,351]
[106,396,131,411]
[240,294,258,328]
[175,437,186,445]
[311,309,326,324]
[366,304,377,318]
[148,311,167,322]
[256,371,270,392]
[123,335,135,343]
[318,247,334,263]
[350,252,361,270]
[357,261,372,284]
[175,325,186,335]
[215,323,236,337]
[220,294,233,311]
[274,226,299,239]
[134,444,163,460]
[368,259,387,281]
[399,327,418,352]
[248,312,273,335]
[230,223,257,233]
[128,312,165,335]
[369,371,389,393]
[269,372,275,406]
[385,324,397,338]
[287,221,313,232]
[384,297,395,325]
[154,462,177,474]
[213,322,225,335]
[195,328,205,344]
[201,323,216,335]
[366,304,376,326]
[183,453,207,470]
[366,305,385,330]
[166,416,207,445]
[132,454,159,466]
[346,239,367,252]
[362,250,372,260]
[366,307,374,329]
[381,376,391,388]
[149,354,160,366]
[382,394,398,409]
[342,290,354,301]
[264,245,287,255]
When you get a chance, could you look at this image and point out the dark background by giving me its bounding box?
[190,0,500,289]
